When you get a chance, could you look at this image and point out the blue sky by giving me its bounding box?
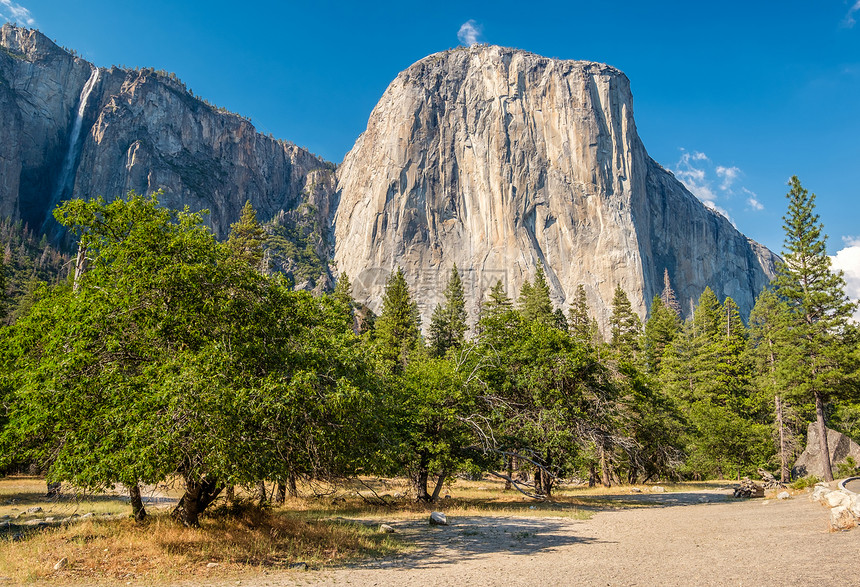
[2,0,859,303]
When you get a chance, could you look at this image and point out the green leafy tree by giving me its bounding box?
[428,264,468,357]
[375,268,422,370]
[772,177,858,481]
[1,194,374,526]
[390,357,479,501]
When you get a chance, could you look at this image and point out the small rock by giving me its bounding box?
[697,496,709,503]
[378,523,396,534]
[206,562,219,568]
[289,562,308,571]
[443,494,452,500]
[777,491,791,500]
[392,492,403,499]
[429,511,448,526]
[53,558,68,571]
[651,486,666,493]
[830,506,857,531]
[26,506,42,514]
[630,487,642,493]
[81,513,95,519]
[44,517,54,522]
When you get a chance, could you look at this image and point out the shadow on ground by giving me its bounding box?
[340,489,740,570]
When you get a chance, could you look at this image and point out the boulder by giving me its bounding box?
[849,495,860,518]
[829,506,857,531]
[825,491,851,509]
[792,423,860,479]
[429,511,448,526]
[378,523,396,534]
[811,485,832,503]
[777,491,791,500]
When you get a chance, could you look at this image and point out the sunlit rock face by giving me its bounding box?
[334,45,777,330]
[0,23,336,243]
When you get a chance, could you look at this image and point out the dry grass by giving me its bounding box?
[0,505,401,585]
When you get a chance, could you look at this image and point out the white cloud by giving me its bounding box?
[716,165,741,191]
[457,19,482,46]
[674,150,725,217]
[830,236,860,321]
[842,0,860,28]
[0,0,35,26]
[674,149,764,222]
[743,187,764,211]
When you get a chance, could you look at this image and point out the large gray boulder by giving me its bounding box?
[792,423,860,479]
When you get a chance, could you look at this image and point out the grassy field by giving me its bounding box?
[0,475,738,585]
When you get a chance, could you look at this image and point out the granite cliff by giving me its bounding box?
[1,26,777,323]
[334,45,778,328]
[0,24,336,287]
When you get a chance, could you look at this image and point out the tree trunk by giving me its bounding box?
[430,471,447,502]
[542,454,554,498]
[256,480,267,504]
[414,451,431,501]
[73,242,87,292]
[814,390,834,482]
[172,477,223,527]
[288,471,298,498]
[504,455,513,490]
[600,446,611,487]
[534,467,543,494]
[588,463,597,488]
[775,395,790,483]
[274,483,286,504]
[129,484,147,522]
[225,485,235,502]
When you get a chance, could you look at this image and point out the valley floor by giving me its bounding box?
[190,488,856,587]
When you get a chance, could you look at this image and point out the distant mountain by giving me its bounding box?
[0,23,336,289]
[334,45,778,328]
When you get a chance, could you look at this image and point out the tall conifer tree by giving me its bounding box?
[428,264,468,357]
[773,176,857,481]
[375,267,422,370]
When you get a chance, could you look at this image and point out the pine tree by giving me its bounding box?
[773,176,858,481]
[226,200,267,269]
[643,295,680,374]
[477,279,520,345]
[568,285,591,343]
[747,288,797,482]
[518,264,554,326]
[660,268,682,316]
[375,267,422,370]
[333,272,354,307]
[428,264,468,357]
[609,285,641,357]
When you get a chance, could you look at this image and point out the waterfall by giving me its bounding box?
[43,66,100,232]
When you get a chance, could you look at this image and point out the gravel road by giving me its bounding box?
[196,489,859,587]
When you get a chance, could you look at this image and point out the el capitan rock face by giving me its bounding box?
[334,45,778,328]
[0,24,336,251]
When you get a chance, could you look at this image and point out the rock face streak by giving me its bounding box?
[0,24,335,242]
[335,45,778,328]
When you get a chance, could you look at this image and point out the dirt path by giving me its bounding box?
[201,490,859,586]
